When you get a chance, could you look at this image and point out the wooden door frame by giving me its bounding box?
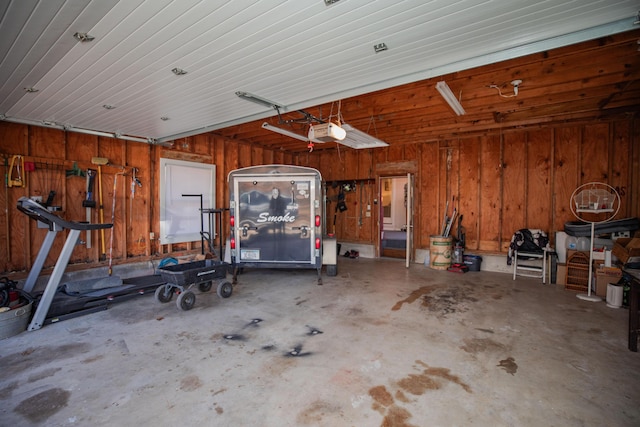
[376,160,418,260]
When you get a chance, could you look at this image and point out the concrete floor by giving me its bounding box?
[1,257,639,427]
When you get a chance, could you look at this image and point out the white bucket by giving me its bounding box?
[0,301,33,340]
[606,283,623,309]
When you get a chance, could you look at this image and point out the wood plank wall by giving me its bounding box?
[294,118,639,257]
[0,123,292,274]
[0,116,638,274]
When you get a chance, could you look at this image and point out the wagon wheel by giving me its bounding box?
[198,281,213,292]
[176,290,196,311]
[326,264,337,277]
[217,281,233,298]
[155,285,173,303]
[0,289,9,307]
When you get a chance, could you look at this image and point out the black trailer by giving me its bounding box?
[228,165,336,284]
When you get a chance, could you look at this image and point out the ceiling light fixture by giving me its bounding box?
[324,0,341,5]
[73,32,95,42]
[237,91,283,110]
[160,116,169,121]
[24,87,39,93]
[102,104,115,110]
[262,122,308,141]
[171,67,187,76]
[339,124,389,149]
[436,81,466,116]
[374,43,388,53]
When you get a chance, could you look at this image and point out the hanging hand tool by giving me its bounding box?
[444,207,457,237]
[8,155,25,187]
[65,161,85,177]
[82,169,97,248]
[108,170,127,275]
[44,190,56,208]
[129,168,142,227]
[91,157,109,258]
[440,198,449,235]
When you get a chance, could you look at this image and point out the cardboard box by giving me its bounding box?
[594,265,623,297]
[556,263,567,285]
[612,236,640,265]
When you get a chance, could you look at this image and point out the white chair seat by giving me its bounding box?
[512,248,554,283]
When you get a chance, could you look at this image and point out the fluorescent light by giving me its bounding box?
[236,91,282,109]
[339,124,389,149]
[0,116,169,145]
[436,81,466,115]
[262,122,308,142]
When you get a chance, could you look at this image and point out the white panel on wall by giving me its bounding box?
[159,158,215,245]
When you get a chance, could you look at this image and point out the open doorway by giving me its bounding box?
[380,176,412,260]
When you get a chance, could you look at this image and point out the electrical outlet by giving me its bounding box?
[367,204,371,211]
[365,212,371,217]
[149,232,155,240]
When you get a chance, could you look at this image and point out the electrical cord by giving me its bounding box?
[488,80,521,98]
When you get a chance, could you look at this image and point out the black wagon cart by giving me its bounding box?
[156,259,232,310]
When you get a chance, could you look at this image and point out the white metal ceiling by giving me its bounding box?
[0,0,638,143]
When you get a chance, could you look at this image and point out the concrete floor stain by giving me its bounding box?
[296,399,341,424]
[82,354,104,364]
[391,286,437,311]
[395,389,410,403]
[369,385,394,406]
[180,375,203,391]
[0,343,90,376]
[421,286,478,317]
[398,361,471,394]
[0,381,18,399]
[368,385,418,427]
[461,337,506,354]
[382,405,417,427]
[14,387,70,423]
[497,357,518,375]
[27,367,61,383]
[368,361,471,426]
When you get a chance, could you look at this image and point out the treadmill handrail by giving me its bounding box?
[17,197,112,231]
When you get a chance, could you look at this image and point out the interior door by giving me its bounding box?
[405,173,414,268]
[379,175,412,260]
